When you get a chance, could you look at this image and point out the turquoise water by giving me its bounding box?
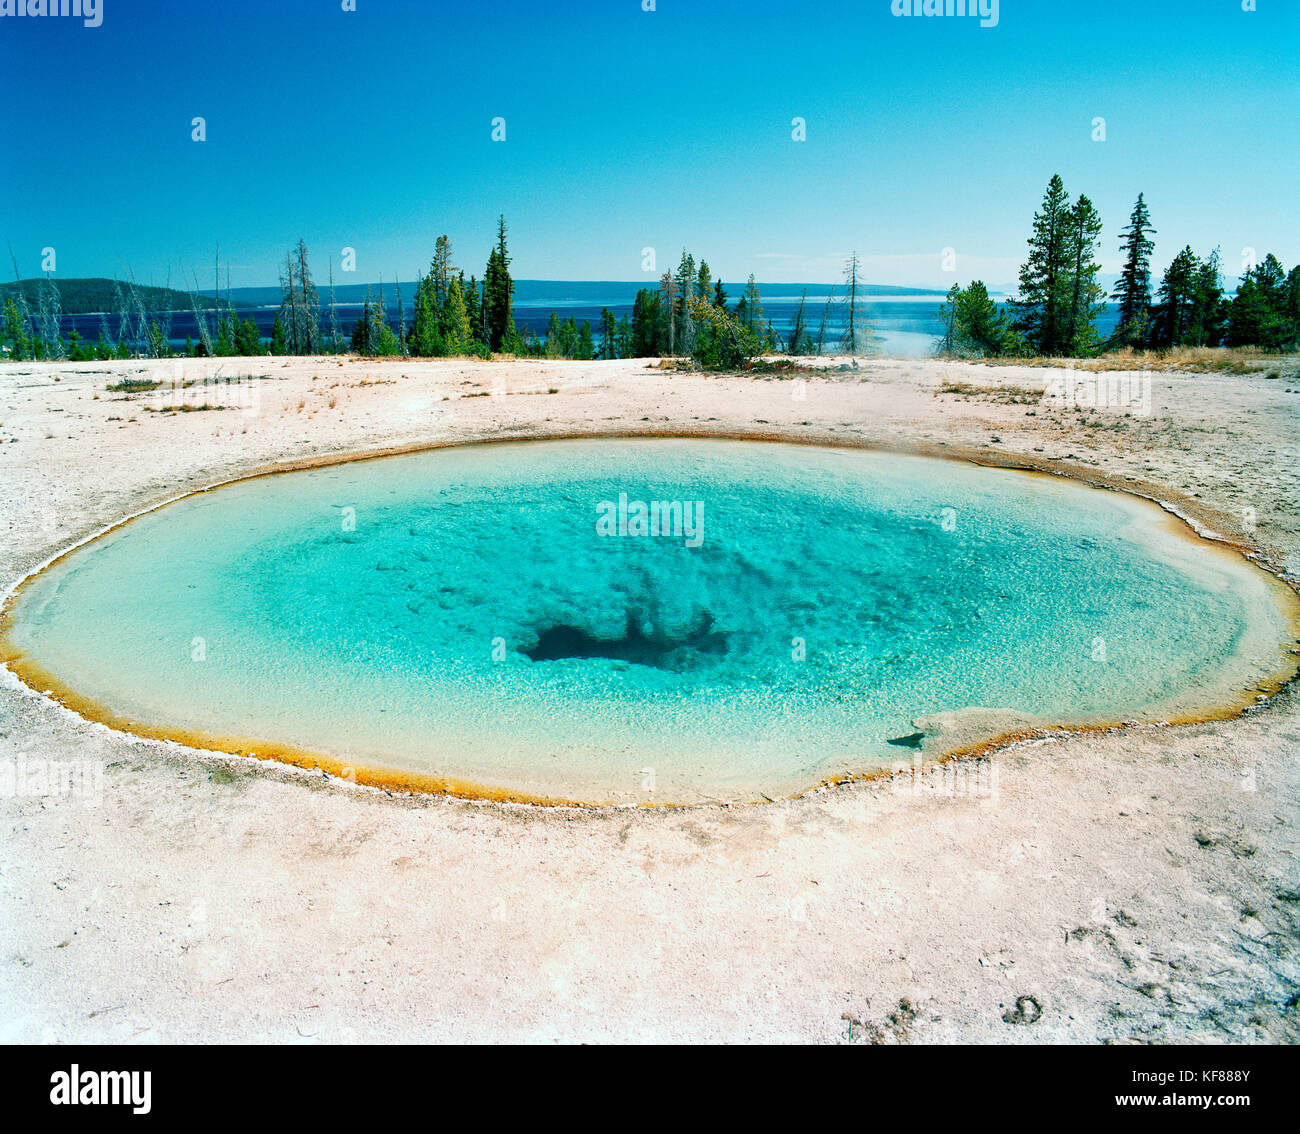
[5,439,1292,804]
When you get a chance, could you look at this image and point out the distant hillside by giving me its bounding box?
[1,278,225,315]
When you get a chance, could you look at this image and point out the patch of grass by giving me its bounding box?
[744,358,820,375]
[973,346,1299,377]
[106,377,163,393]
[939,380,1041,403]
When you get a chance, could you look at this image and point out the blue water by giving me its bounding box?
[56,285,1120,357]
[5,440,1287,804]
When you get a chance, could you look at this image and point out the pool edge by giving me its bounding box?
[3,429,1299,811]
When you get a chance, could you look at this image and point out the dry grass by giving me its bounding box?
[938,381,1042,403]
[974,346,1299,376]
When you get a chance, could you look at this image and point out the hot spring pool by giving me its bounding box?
[3,437,1296,805]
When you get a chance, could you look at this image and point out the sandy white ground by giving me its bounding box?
[1,353,1298,1043]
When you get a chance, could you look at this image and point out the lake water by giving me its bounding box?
[4,439,1292,805]
[55,285,1123,357]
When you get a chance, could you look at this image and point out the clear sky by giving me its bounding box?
[1,0,1296,290]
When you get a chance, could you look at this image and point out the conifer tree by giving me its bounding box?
[1187,248,1226,347]
[659,272,678,354]
[1152,246,1199,347]
[439,274,470,354]
[410,273,441,356]
[937,283,962,356]
[840,254,871,355]
[1111,192,1156,344]
[631,289,662,356]
[742,274,764,334]
[1012,174,1072,355]
[294,239,321,354]
[957,282,1014,356]
[270,312,287,355]
[483,215,516,352]
[696,261,711,309]
[788,289,810,354]
[599,306,618,358]
[431,235,453,310]
[328,257,340,353]
[674,250,696,324]
[463,273,480,344]
[2,297,30,359]
[1063,194,1105,355]
[1226,253,1289,349]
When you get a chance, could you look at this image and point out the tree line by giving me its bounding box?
[938,174,1300,358]
[6,184,1295,365]
[1,216,881,368]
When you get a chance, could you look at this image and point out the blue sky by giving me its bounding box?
[1,0,1296,289]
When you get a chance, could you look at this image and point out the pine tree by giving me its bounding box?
[270,312,287,355]
[840,254,871,355]
[659,272,677,354]
[1187,248,1225,347]
[484,215,516,352]
[38,276,64,360]
[410,273,441,356]
[235,316,262,355]
[815,287,835,354]
[351,297,372,354]
[1284,264,1300,348]
[690,295,762,369]
[630,289,661,357]
[937,283,962,356]
[544,311,562,358]
[2,297,30,359]
[742,275,764,334]
[696,261,712,309]
[788,290,810,354]
[431,235,453,310]
[439,274,470,354]
[463,274,481,344]
[293,239,321,354]
[958,282,1013,356]
[1226,253,1288,349]
[214,314,234,357]
[1012,174,1073,355]
[1111,192,1156,344]
[678,258,697,357]
[1152,246,1199,347]
[328,257,340,353]
[280,253,298,355]
[599,306,618,358]
[674,250,696,323]
[1063,194,1105,355]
